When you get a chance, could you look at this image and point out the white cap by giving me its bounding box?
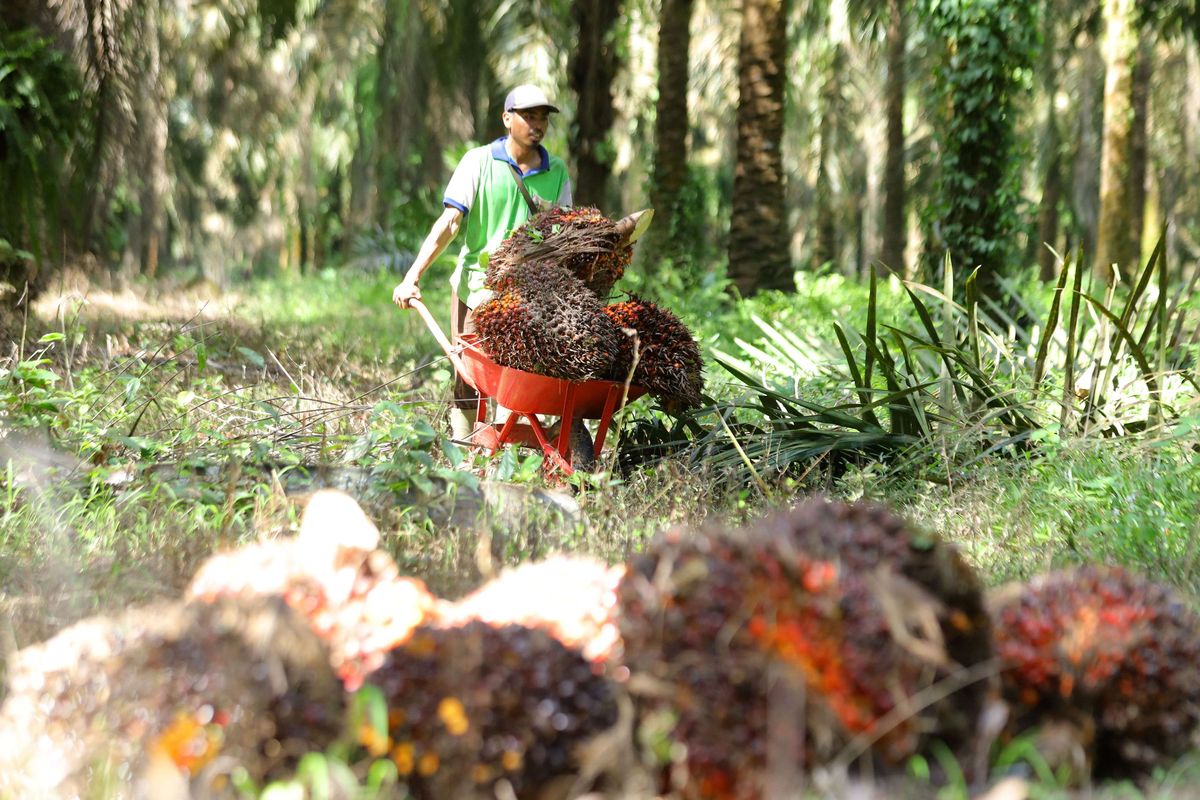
[504,84,560,113]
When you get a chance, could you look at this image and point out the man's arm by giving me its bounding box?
[393,206,465,308]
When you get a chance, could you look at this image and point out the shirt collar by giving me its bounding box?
[491,136,550,177]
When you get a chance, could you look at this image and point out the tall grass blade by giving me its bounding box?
[903,280,968,409]
[883,332,933,439]
[964,267,982,371]
[942,253,957,416]
[1061,250,1085,431]
[833,323,882,428]
[865,263,878,389]
[1032,250,1072,402]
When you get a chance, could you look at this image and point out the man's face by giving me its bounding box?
[504,106,551,147]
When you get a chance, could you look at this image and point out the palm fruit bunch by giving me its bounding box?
[754,496,994,735]
[619,530,941,797]
[188,490,446,690]
[617,498,990,797]
[603,295,704,410]
[473,260,623,380]
[990,566,1200,778]
[359,620,620,799]
[445,555,626,668]
[0,597,344,798]
[487,205,632,298]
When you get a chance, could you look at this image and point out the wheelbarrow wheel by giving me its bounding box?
[545,419,596,473]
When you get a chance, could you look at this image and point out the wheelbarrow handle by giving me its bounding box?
[407,297,469,377]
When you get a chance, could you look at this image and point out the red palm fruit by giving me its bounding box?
[474,261,623,380]
[0,597,344,798]
[603,296,704,410]
[617,519,967,798]
[362,621,620,799]
[991,566,1200,777]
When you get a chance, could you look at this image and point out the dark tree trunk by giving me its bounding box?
[728,0,792,296]
[881,0,907,276]
[375,0,430,224]
[646,0,695,262]
[1128,30,1153,269]
[1032,2,1062,281]
[815,40,843,269]
[569,0,623,210]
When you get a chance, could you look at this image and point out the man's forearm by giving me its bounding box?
[404,213,459,284]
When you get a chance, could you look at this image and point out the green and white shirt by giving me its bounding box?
[443,137,572,308]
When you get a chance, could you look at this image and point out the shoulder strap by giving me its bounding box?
[507,162,546,216]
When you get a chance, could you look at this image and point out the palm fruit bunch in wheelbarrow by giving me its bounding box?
[475,206,704,410]
[487,205,634,298]
[616,497,991,797]
[603,295,704,411]
[473,259,624,381]
[188,490,446,690]
[0,597,344,798]
[358,620,620,799]
[990,565,1200,779]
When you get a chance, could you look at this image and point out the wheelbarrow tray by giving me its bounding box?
[405,298,645,475]
[457,334,647,417]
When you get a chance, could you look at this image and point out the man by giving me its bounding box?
[393,85,590,459]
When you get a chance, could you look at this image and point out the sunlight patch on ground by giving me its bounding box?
[33,276,243,326]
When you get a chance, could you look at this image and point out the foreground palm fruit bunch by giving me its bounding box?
[488,205,632,297]
[188,491,444,690]
[474,260,623,380]
[603,295,704,410]
[991,566,1200,777]
[617,498,990,798]
[0,597,344,798]
[756,497,994,726]
[361,621,620,799]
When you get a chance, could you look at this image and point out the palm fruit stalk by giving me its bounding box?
[0,597,344,798]
[617,513,977,798]
[360,621,619,799]
[603,295,704,410]
[473,260,623,380]
[991,566,1200,778]
[487,205,633,298]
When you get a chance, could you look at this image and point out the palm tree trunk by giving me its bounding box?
[1033,2,1062,281]
[569,0,623,210]
[138,0,168,278]
[1095,0,1138,282]
[728,0,792,296]
[880,0,907,276]
[375,0,429,222]
[1127,30,1153,269]
[815,21,844,270]
[646,0,695,262]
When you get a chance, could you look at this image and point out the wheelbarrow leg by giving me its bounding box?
[592,384,622,458]
[556,385,577,467]
[526,414,574,475]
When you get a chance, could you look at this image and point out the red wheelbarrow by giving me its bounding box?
[408,298,647,476]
